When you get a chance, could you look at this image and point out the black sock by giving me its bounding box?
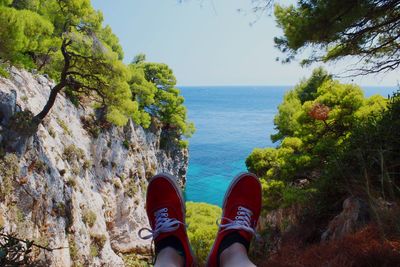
[217,232,250,267]
[155,235,186,262]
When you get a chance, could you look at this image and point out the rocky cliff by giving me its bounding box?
[0,67,188,266]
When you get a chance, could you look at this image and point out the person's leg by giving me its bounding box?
[138,173,194,267]
[220,243,255,267]
[206,173,262,267]
[155,247,184,267]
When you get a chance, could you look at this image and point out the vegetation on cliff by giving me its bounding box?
[246,67,400,265]
[186,202,221,265]
[0,0,194,141]
[244,5,400,261]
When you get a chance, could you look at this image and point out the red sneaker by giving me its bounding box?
[139,173,194,267]
[206,172,262,267]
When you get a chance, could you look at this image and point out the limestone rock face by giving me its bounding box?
[321,197,370,242]
[0,68,188,266]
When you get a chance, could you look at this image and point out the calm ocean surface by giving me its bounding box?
[179,85,397,206]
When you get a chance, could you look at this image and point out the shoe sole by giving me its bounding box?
[147,173,196,267]
[206,172,260,267]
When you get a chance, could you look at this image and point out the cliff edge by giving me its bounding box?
[0,67,188,266]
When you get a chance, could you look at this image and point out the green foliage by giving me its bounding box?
[123,253,150,267]
[8,110,37,136]
[246,68,389,213]
[271,68,331,142]
[82,209,96,228]
[57,118,72,136]
[0,64,9,78]
[186,202,221,265]
[0,1,193,144]
[335,89,400,200]
[68,234,78,261]
[90,233,106,258]
[131,59,195,138]
[274,1,400,74]
[89,244,99,258]
[0,154,19,200]
[122,139,130,150]
[178,139,189,149]
[0,5,53,68]
[0,0,141,128]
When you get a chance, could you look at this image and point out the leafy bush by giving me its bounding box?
[186,202,221,265]
[0,64,9,78]
[246,68,389,214]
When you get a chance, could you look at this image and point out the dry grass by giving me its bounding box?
[257,225,400,267]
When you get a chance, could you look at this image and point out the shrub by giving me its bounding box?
[125,178,138,198]
[0,153,20,200]
[91,234,106,247]
[20,95,28,103]
[246,69,389,215]
[80,115,101,138]
[8,110,37,136]
[186,202,221,265]
[66,177,77,188]
[68,234,78,261]
[33,160,47,173]
[63,145,85,163]
[123,253,151,266]
[0,64,10,78]
[57,118,72,136]
[178,139,188,149]
[90,244,99,258]
[90,233,106,255]
[122,139,130,149]
[82,210,96,228]
[82,160,91,170]
[48,127,56,138]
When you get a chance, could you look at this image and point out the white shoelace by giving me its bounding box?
[218,206,256,235]
[138,208,184,240]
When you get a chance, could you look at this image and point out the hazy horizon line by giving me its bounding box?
[178,84,399,88]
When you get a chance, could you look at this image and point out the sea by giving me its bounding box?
[179,85,397,206]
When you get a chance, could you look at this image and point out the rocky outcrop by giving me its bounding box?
[0,68,188,266]
[321,197,370,242]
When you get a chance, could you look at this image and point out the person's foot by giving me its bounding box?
[206,173,262,267]
[139,173,194,267]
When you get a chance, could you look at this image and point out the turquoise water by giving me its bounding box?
[180,85,397,206]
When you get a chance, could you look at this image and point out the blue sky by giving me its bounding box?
[91,0,399,86]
